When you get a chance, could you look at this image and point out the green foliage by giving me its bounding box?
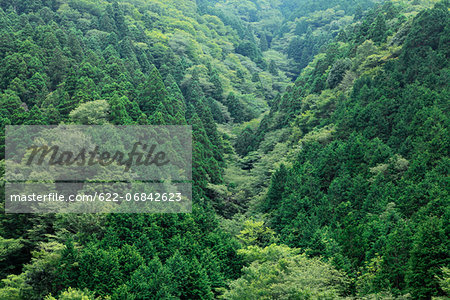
[0,237,24,278]
[222,244,347,299]
[139,67,168,117]
[0,0,448,299]
[437,267,450,296]
[262,163,287,213]
[45,287,96,300]
[69,100,110,125]
[0,274,27,300]
[0,242,65,300]
[406,217,448,299]
[108,95,132,125]
[236,220,276,248]
[327,58,352,88]
[243,1,449,298]
[224,93,255,123]
[235,126,257,156]
[369,13,388,43]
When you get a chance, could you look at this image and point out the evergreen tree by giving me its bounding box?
[263,164,287,212]
[260,33,269,51]
[56,90,77,119]
[112,2,128,38]
[235,126,256,157]
[189,109,222,186]
[125,258,175,299]
[268,60,278,76]
[109,94,132,125]
[370,14,387,43]
[355,5,364,20]
[149,102,169,125]
[126,100,144,123]
[224,92,252,123]
[206,97,225,124]
[164,74,186,117]
[24,105,46,125]
[55,240,80,292]
[187,83,223,163]
[209,71,223,102]
[165,251,213,299]
[406,217,448,299]
[139,67,168,116]
[99,6,116,33]
[43,104,61,125]
[25,72,47,106]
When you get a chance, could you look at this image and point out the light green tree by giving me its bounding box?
[69,100,110,125]
[222,244,347,299]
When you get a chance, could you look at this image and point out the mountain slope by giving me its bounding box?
[0,0,448,299]
[231,0,449,298]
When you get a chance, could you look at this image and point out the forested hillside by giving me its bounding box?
[0,0,448,299]
[232,0,449,298]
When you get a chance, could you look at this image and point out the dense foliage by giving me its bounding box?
[0,0,448,299]
[233,0,449,298]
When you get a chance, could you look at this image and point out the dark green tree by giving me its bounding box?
[235,126,256,157]
[260,33,269,51]
[369,14,387,43]
[109,94,132,125]
[139,67,168,116]
[406,217,448,299]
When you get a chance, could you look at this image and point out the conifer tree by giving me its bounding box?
[225,92,251,123]
[57,90,78,118]
[209,70,223,102]
[406,217,448,299]
[150,102,169,125]
[125,258,175,299]
[112,1,128,38]
[189,108,222,185]
[126,100,144,123]
[268,60,278,76]
[139,67,168,116]
[26,72,47,106]
[260,33,269,51]
[370,14,387,43]
[164,74,186,117]
[165,251,213,299]
[24,105,46,125]
[109,94,132,125]
[235,126,256,156]
[263,164,287,212]
[42,104,61,125]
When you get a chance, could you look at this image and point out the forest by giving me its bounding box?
[0,0,448,299]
